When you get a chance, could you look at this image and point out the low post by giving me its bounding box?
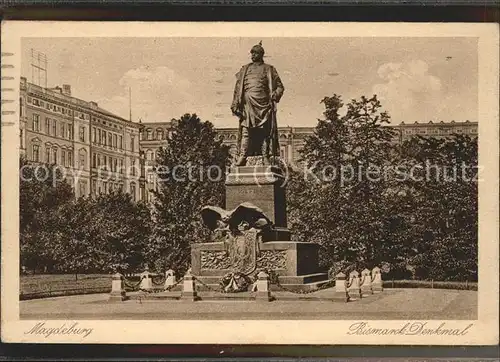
[360,268,373,297]
[334,272,349,302]
[348,271,362,300]
[255,271,272,302]
[181,269,199,301]
[139,265,153,291]
[164,269,176,290]
[371,266,383,292]
[109,273,126,302]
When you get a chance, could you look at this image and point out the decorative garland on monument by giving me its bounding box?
[219,272,252,293]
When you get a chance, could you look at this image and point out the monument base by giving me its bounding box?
[191,240,330,292]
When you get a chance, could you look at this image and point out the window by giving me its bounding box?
[130,136,135,152]
[113,134,117,148]
[108,156,112,171]
[108,133,112,147]
[61,123,65,138]
[32,114,40,131]
[147,129,152,140]
[92,179,97,195]
[79,181,87,197]
[45,147,51,163]
[139,131,144,141]
[92,153,97,168]
[68,151,73,167]
[20,129,24,149]
[20,97,24,117]
[119,159,124,173]
[119,135,123,149]
[104,155,108,170]
[79,149,87,169]
[157,129,163,140]
[103,131,107,146]
[67,125,73,140]
[92,127,97,143]
[52,148,58,164]
[114,158,118,172]
[131,159,136,176]
[52,119,57,136]
[45,118,50,134]
[148,172,154,184]
[79,126,85,142]
[61,151,66,167]
[130,182,136,201]
[32,145,40,162]
[103,181,108,194]
[98,129,102,144]
[146,149,153,161]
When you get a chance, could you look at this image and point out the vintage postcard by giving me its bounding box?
[1,22,498,345]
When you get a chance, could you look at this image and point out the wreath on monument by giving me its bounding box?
[220,272,252,293]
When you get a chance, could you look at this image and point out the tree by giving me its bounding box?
[19,157,74,274]
[54,191,153,279]
[150,114,230,274]
[288,95,397,269]
[397,134,478,281]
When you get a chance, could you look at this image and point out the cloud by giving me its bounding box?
[372,60,443,122]
[98,66,194,121]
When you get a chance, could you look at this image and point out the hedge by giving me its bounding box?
[382,280,478,291]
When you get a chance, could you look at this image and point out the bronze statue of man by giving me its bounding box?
[231,42,285,166]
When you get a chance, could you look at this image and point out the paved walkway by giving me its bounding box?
[20,289,477,320]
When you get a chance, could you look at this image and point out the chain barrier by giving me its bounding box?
[272,277,335,294]
[163,277,183,292]
[151,275,166,286]
[123,275,144,291]
[194,276,222,293]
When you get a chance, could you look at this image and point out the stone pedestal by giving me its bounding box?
[226,166,287,228]
[191,164,330,291]
[109,273,126,302]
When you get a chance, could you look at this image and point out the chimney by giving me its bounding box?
[62,84,71,96]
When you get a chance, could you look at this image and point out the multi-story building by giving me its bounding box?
[138,120,178,202]
[20,77,144,201]
[140,120,478,166]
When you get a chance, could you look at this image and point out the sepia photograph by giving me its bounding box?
[1,22,498,345]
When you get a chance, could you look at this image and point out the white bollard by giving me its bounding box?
[334,272,349,302]
[360,268,373,297]
[181,269,199,301]
[348,270,362,300]
[164,269,176,290]
[371,266,383,292]
[255,271,272,302]
[140,266,153,291]
[109,273,126,301]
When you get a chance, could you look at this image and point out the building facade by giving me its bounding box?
[140,120,478,164]
[20,77,144,201]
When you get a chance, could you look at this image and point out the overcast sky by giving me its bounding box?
[22,37,478,127]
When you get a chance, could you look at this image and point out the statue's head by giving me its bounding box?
[250,41,265,62]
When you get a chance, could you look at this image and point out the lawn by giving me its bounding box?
[20,274,112,299]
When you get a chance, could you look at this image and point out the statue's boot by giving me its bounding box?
[261,138,271,166]
[235,130,249,166]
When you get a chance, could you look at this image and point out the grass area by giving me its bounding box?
[20,274,111,300]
